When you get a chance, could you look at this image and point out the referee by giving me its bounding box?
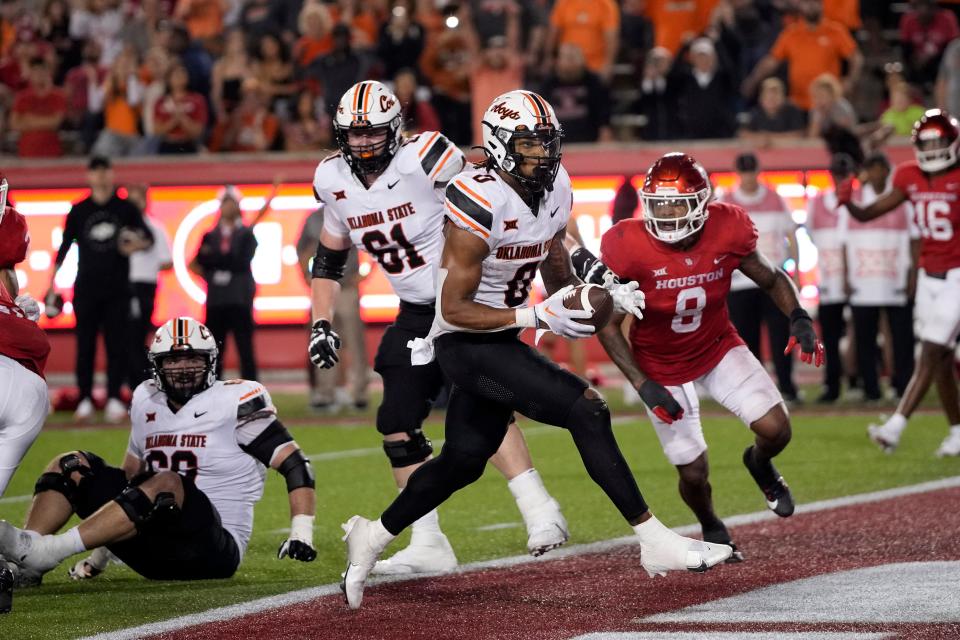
[45,156,153,423]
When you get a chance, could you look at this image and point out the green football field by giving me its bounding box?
[2,389,959,639]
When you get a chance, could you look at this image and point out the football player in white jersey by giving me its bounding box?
[0,318,317,586]
[309,80,568,575]
[338,90,732,609]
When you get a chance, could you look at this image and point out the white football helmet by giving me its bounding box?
[334,80,403,177]
[480,90,563,194]
[148,317,218,403]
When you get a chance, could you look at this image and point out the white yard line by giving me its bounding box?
[76,475,960,640]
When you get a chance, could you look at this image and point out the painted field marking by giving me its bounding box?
[76,475,960,640]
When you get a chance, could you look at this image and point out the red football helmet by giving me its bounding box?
[641,152,712,243]
[912,108,960,173]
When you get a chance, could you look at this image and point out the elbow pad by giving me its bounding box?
[311,244,350,281]
[277,449,315,492]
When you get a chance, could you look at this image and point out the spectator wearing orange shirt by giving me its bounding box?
[547,0,619,81]
[10,57,67,158]
[742,0,861,112]
[174,0,229,41]
[154,64,208,154]
[209,78,279,153]
[470,36,524,145]
[90,48,144,157]
[824,0,861,32]
[293,3,334,71]
[645,0,717,55]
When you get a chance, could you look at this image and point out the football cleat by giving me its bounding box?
[104,398,127,424]
[935,426,960,457]
[522,498,569,557]
[742,446,795,517]
[0,565,11,614]
[0,523,61,578]
[370,532,457,575]
[635,515,732,577]
[868,422,900,454]
[702,525,744,563]
[340,516,393,609]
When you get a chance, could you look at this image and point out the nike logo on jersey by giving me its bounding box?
[653,267,668,277]
[194,411,208,418]
[550,207,559,218]
[714,254,728,264]
[387,180,399,189]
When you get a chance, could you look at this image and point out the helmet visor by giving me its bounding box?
[641,190,709,243]
[509,126,563,192]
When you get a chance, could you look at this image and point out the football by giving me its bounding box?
[562,284,614,331]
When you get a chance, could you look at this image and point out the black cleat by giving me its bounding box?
[743,446,795,517]
[702,525,745,563]
[0,566,13,614]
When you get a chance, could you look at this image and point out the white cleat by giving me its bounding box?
[635,515,732,578]
[0,522,61,578]
[104,398,127,424]
[524,500,569,557]
[73,398,94,423]
[935,426,960,458]
[341,516,392,610]
[371,532,458,576]
[867,423,900,454]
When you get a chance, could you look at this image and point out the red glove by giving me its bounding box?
[836,176,855,206]
[784,308,825,367]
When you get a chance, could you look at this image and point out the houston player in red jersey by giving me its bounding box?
[0,174,51,500]
[574,153,823,559]
[839,109,960,457]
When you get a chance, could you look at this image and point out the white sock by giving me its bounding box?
[370,518,397,549]
[632,514,666,541]
[50,527,87,561]
[410,508,442,541]
[508,468,555,522]
[949,424,960,436]
[885,413,908,436]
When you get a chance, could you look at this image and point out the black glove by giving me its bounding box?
[570,247,619,287]
[638,379,684,424]
[308,319,341,369]
[784,308,824,367]
[277,538,317,562]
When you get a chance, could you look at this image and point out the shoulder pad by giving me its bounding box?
[445,170,506,241]
[312,154,348,197]
[397,132,461,181]
[235,381,275,420]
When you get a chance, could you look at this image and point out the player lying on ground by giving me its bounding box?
[309,80,568,573]
[0,318,317,586]
[337,90,731,610]
[571,153,825,562]
[838,109,960,457]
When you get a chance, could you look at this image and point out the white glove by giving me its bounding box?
[609,281,645,320]
[522,285,595,340]
[15,294,40,322]
[68,547,113,580]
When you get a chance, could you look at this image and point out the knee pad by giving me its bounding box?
[383,430,433,468]
[564,392,611,433]
[376,401,431,437]
[33,453,95,506]
[114,486,181,531]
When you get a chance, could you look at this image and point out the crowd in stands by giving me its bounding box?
[1,0,960,158]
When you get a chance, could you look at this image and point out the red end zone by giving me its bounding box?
[150,485,960,640]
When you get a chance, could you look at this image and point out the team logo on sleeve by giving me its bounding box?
[504,219,519,231]
[334,190,347,201]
